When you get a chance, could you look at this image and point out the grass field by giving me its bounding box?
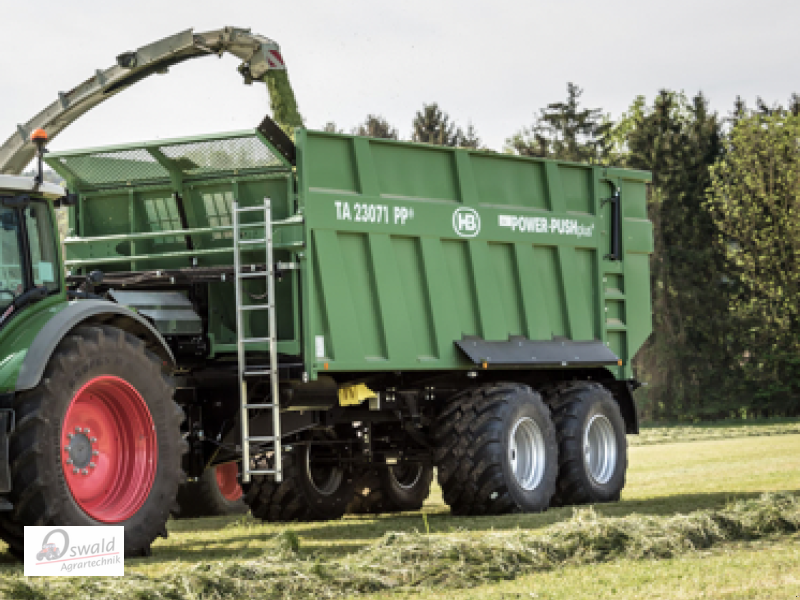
[1,419,799,598]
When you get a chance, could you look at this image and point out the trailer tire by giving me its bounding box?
[549,383,627,506]
[347,464,433,514]
[0,325,186,559]
[433,383,558,516]
[174,463,248,518]
[244,439,355,522]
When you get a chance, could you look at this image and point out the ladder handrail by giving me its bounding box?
[233,198,282,484]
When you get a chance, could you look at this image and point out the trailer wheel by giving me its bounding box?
[549,383,627,506]
[433,383,557,516]
[174,462,248,518]
[0,325,185,558]
[244,437,355,522]
[347,464,433,514]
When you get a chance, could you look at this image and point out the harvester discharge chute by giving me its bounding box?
[0,26,287,175]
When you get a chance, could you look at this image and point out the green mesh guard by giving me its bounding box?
[48,132,287,189]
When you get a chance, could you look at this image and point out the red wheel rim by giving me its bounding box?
[61,376,157,523]
[215,462,243,502]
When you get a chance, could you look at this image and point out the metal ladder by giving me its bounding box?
[232,198,282,483]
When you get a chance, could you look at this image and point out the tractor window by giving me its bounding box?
[24,203,60,293]
[0,207,24,309]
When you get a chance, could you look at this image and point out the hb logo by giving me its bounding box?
[452,207,481,238]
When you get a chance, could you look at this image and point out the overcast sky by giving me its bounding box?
[2,0,799,163]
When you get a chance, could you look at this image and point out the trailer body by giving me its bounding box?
[46,128,652,385]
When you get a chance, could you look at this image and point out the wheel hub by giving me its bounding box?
[65,431,94,470]
[509,416,546,491]
[584,414,618,485]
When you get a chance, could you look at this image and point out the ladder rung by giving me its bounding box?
[236,206,268,213]
[237,222,266,228]
[247,469,278,475]
[246,436,277,442]
[238,271,270,279]
[244,370,274,377]
[240,304,272,311]
[239,239,267,245]
[242,337,273,343]
[243,403,275,409]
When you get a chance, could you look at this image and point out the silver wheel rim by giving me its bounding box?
[305,448,343,496]
[508,417,546,491]
[389,465,423,490]
[584,414,617,485]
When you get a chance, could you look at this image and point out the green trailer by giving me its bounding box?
[44,119,652,514]
[0,117,652,557]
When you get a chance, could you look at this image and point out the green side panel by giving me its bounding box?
[561,166,593,214]
[487,243,524,337]
[297,130,653,377]
[392,237,437,360]
[471,155,548,210]
[441,240,481,337]
[371,144,459,201]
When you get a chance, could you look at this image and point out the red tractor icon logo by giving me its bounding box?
[36,542,60,561]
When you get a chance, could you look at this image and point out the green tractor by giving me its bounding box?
[0,157,184,557]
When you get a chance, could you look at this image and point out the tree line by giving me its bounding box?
[333,86,800,421]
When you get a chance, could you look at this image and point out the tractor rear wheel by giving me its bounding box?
[244,434,355,522]
[433,383,558,516]
[0,325,185,559]
[347,464,433,514]
[175,462,248,518]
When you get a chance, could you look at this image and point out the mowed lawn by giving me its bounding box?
[1,422,799,598]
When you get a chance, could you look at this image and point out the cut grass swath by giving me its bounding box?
[3,492,800,599]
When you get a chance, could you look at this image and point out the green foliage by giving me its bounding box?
[618,91,740,421]
[706,111,800,415]
[457,122,481,149]
[263,70,304,137]
[412,103,460,146]
[505,83,611,163]
[353,114,399,139]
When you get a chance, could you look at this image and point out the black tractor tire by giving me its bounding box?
[0,325,186,559]
[347,464,434,514]
[549,382,628,507]
[433,383,558,516]
[174,463,249,519]
[244,438,355,522]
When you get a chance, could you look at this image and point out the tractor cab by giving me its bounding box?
[0,174,63,325]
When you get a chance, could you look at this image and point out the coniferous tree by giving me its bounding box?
[412,103,460,146]
[505,83,611,163]
[353,115,399,139]
[457,122,481,149]
[624,91,732,420]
